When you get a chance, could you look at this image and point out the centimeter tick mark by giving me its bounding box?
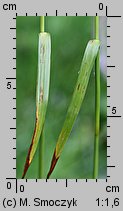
[6,77,16,80]
[107,115,122,118]
[107,65,115,68]
[10,27,16,30]
[108,15,121,18]
[16,179,18,193]
[107,165,115,168]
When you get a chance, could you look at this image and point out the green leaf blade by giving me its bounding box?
[22,32,51,178]
[47,39,100,178]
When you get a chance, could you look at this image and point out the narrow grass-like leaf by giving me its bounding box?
[22,32,51,178]
[47,39,100,179]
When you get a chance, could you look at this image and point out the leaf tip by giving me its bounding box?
[46,149,59,179]
[22,157,31,179]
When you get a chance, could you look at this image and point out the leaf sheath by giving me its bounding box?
[47,40,100,178]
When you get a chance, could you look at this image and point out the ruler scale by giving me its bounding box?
[0,0,123,209]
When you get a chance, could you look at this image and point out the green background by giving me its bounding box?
[17,16,107,179]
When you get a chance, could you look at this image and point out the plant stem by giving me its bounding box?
[39,16,45,178]
[93,16,100,179]
[40,16,44,33]
[39,129,44,178]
